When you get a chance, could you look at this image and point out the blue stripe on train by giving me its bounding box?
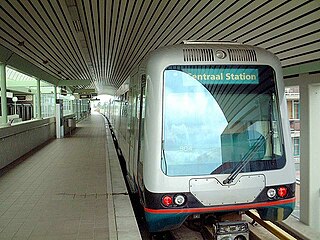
[145,211,190,232]
[145,202,295,232]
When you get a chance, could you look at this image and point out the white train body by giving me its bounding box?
[107,43,296,232]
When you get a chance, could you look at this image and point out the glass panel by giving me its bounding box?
[293,137,300,156]
[162,70,227,175]
[59,94,75,116]
[162,65,285,176]
[294,100,300,119]
[6,67,37,122]
[40,82,55,118]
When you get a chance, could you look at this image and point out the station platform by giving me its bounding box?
[0,113,141,240]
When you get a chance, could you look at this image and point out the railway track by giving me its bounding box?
[167,211,302,240]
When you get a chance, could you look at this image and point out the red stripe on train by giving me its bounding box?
[144,198,296,214]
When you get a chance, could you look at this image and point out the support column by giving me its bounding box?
[299,79,320,231]
[299,82,310,226]
[307,84,320,230]
[36,79,41,119]
[54,86,57,112]
[0,63,8,126]
[75,100,78,120]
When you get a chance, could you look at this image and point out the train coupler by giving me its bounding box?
[201,221,249,240]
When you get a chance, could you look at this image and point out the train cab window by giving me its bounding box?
[162,65,285,176]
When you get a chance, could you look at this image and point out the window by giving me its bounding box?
[162,65,284,176]
[293,137,300,156]
[40,83,55,118]
[293,100,300,119]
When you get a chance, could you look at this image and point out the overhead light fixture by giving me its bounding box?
[18,41,25,46]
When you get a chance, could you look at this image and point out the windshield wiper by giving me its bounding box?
[223,134,269,185]
[161,140,168,174]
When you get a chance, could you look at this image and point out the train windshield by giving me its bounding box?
[162,65,285,176]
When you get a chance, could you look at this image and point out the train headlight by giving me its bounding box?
[267,188,276,198]
[216,50,227,59]
[277,186,288,198]
[162,195,173,207]
[174,194,186,206]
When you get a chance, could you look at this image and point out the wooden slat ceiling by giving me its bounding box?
[0,0,319,94]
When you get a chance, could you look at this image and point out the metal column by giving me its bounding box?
[54,86,57,114]
[0,63,8,126]
[36,79,42,119]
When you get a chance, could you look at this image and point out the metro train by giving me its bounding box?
[106,42,296,233]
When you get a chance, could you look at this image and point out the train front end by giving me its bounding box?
[142,44,296,232]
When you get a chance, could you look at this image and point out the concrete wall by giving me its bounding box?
[0,117,56,169]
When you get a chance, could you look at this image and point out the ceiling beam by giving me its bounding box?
[73,88,96,94]
[0,45,60,86]
[58,79,91,86]
[283,60,320,77]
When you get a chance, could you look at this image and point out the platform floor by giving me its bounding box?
[0,113,141,240]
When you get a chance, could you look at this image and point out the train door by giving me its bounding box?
[128,74,146,193]
[129,75,138,182]
[136,75,146,194]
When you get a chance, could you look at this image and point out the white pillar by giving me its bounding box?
[299,78,320,231]
[36,79,42,119]
[307,84,320,230]
[0,63,8,125]
[54,86,57,112]
[299,82,310,225]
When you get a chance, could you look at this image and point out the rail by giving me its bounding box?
[246,210,298,240]
[0,122,55,140]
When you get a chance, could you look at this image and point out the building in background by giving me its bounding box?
[285,86,300,218]
[285,86,300,179]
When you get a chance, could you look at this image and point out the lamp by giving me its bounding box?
[12,96,18,115]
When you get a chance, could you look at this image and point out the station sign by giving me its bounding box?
[80,94,92,99]
[0,91,13,98]
[181,67,259,84]
[60,87,68,96]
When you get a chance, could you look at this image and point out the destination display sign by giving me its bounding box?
[181,67,259,84]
